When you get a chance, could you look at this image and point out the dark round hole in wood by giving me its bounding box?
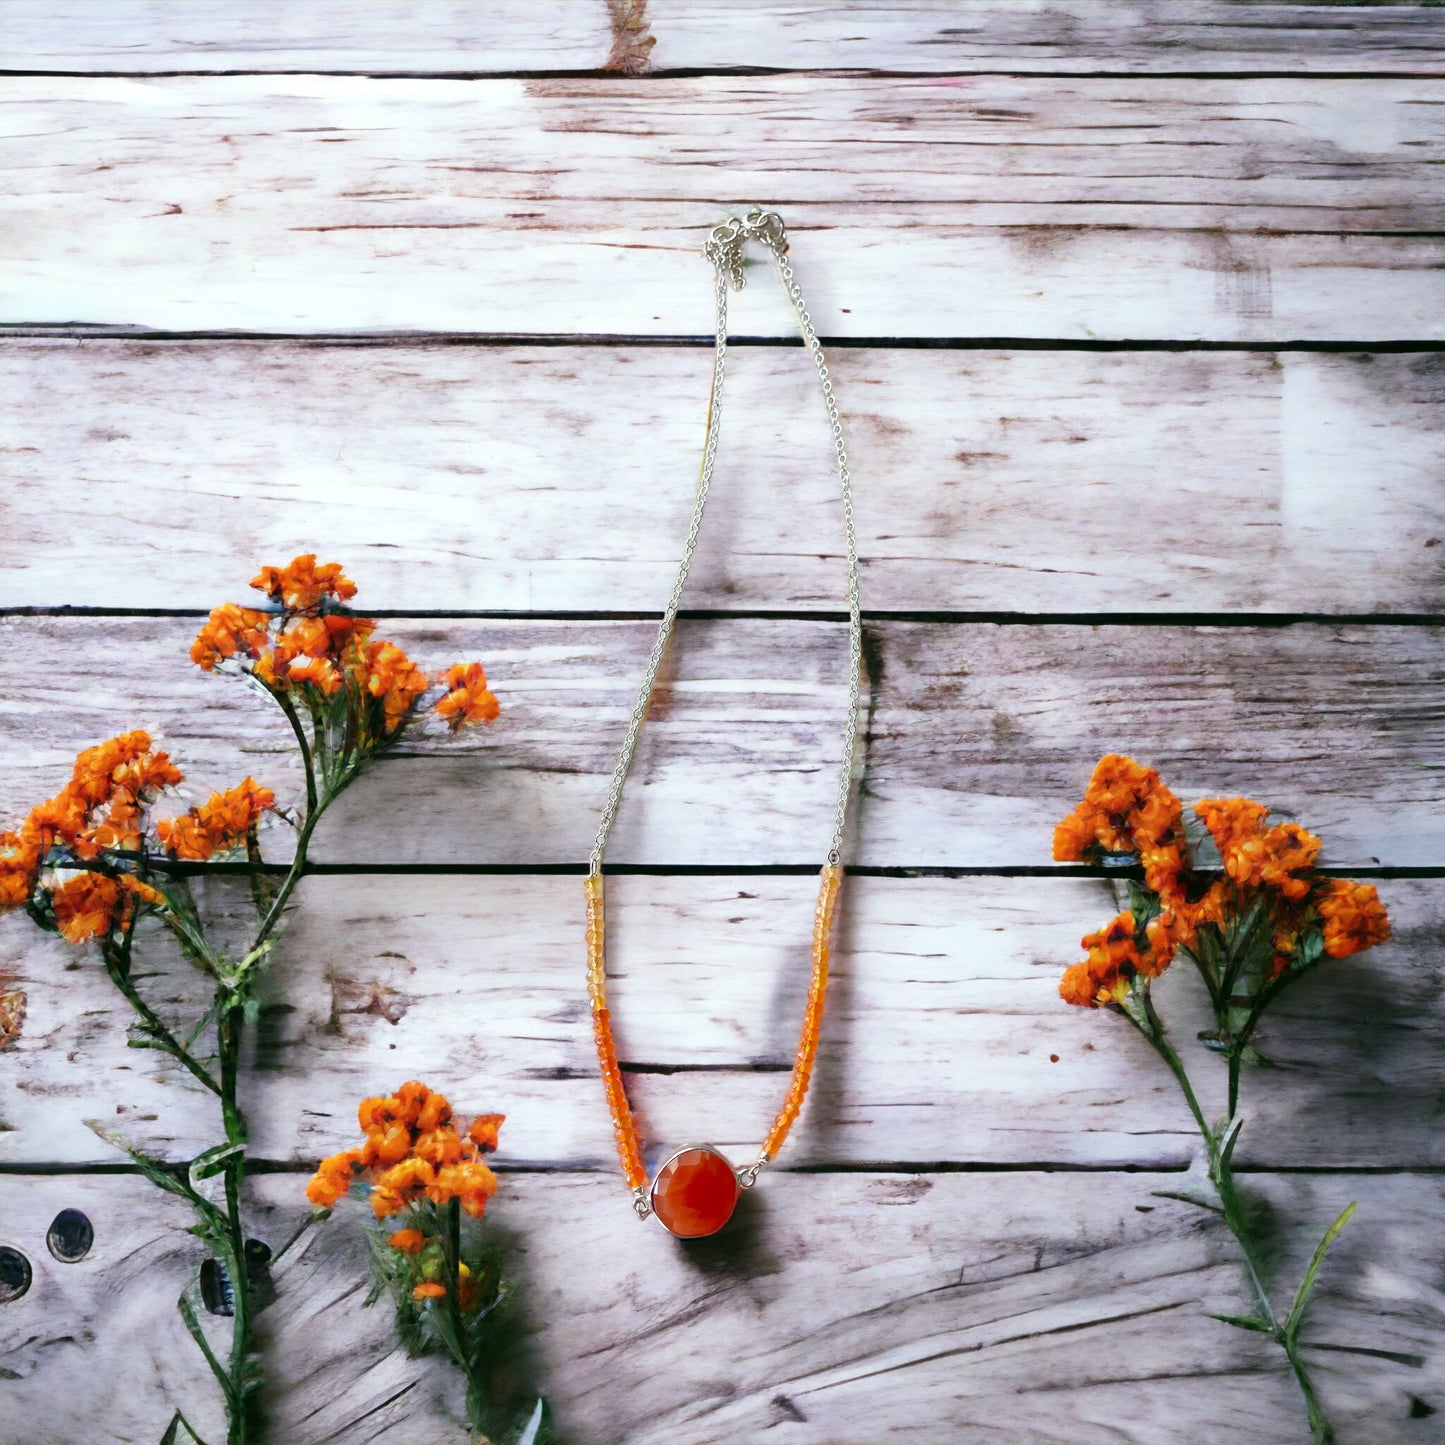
[0,1246,32,1303]
[244,1238,272,1269]
[199,1256,234,1317]
[46,1208,94,1263]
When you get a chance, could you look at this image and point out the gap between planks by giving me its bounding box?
[8,330,1445,351]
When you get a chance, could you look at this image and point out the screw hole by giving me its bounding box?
[46,1208,94,1264]
[0,1246,32,1303]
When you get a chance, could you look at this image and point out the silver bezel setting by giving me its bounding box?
[648,1144,741,1238]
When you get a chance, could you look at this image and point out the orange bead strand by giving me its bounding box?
[586,864,844,1201]
[763,864,842,1159]
[585,873,648,1190]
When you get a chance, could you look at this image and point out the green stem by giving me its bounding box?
[1135,1001,1277,1327]
[1283,1332,1334,1445]
[271,688,319,816]
[217,1001,253,1445]
[252,787,332,950]
[1129,988,1334,1441]
[101,935,220,1096]
[441,1196,490,1440]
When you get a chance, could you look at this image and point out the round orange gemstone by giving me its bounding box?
[649,1146,740,1238]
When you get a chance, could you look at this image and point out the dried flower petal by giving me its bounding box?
[250,554,357,611]
[435,662,500,733]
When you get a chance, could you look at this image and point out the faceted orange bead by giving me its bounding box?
[649,1146,740,1238]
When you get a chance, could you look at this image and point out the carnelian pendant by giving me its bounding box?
[649,1146,741,1238]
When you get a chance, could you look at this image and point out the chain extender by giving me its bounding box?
[587,207,864,877]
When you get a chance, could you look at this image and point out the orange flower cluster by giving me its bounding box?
[306,1081,504,1221]
[362,639,430,735]
[1317,879,1391,959]
[1058,909,1170,1008]
[1,732,180,939]
[1056,756,1390,1007]
[190,603,272,672]
[155,778,275,861]
[191,555,496,743]
[1053,754,1189,901]
[50,871,166,945]
[1195,798,1320,903]
[435,663,500,733]
[1054,756,1207,1002]
[251,555,357,611]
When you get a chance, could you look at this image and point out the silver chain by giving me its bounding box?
[588,207,863,875]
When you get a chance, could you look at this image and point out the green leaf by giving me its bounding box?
[1216,1113,1245,1167]
[1210,1311,1275,1335]
[1151,1186,1225,1215]
[517,1398,545,1445]
[182,1003,221,1052]
[1285,1199,1358,1343]
[189,1141,244,1186]
[160,1409,212,1445]
[178,1285,238,1407]
[85,1121,189,1196]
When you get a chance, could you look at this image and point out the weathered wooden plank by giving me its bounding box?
[4,76,1444,337]
[4,341,1442,615]
[0,1170,1439,1444]
[0,618,1438,868]
[1,874,1437,1169]
[5,2,1443,77]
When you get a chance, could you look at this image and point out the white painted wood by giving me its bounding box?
[3,76,1443,336]
[0,1170,1439,1444]
[656,1,1445,77]
[5,2,1443,76]
[0,617,1437,868]
[3,341,1442,615]
[3,11,1440,1441]
[0,875,1437,1169]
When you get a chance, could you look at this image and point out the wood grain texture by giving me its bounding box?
[4,8,1442,1441]
[4,75,1445,337]
[5,1,1443,76]
[4,340,1443,615]
[0,1170,1439,1445]
[0,874,1438,1171]
[0,616,1438,869]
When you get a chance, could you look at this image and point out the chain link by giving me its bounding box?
[589,207,863,874]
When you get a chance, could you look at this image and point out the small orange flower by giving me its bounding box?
[416,1089,451,1134]
[306,1148,364,1209]
[313,1082,505,1221]
[388,1228,426,1254]
[156,778,274,861]
[250,554,358,611]
[412,1281,447,1301]
[358,1093,406,1135]
[361,1124,413,1169]
[430,1159,499,1219]
[435,662,500,733]
[1052,755,1188,906]
[0,831,41,909]
[48,871,164,944]
[413,1128,465,1168]
[362,640,430,736]
[191,603,273,672]
[467,1114,505,1153]
[1197,798,1321,902]
[1316,880,1391,958]
[284,654,345,695]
